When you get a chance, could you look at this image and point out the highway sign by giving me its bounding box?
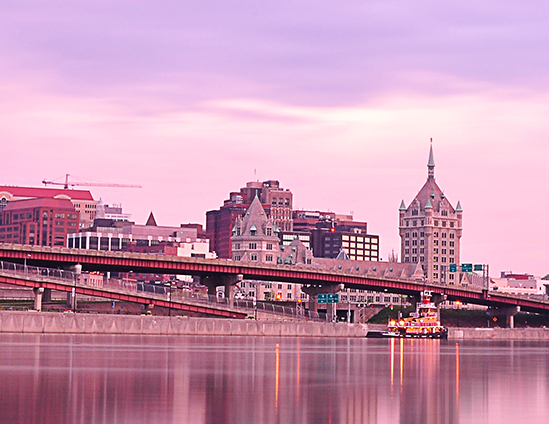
[317,293,339,304]
[449,264,457,272]
[461,264,473,272]
[474,264,483,271]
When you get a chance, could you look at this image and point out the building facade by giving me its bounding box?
[0,198,79,246]
[399,144,463,284]
[0,186,96,228]
[206,180,293,258]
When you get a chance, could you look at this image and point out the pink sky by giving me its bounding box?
[1,2,548,277]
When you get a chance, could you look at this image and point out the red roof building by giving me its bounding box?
[0,185,96,228]
[0,198,79,246]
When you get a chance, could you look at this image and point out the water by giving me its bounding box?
[0,334,547,424]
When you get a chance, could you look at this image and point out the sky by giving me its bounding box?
[0,1,548,277]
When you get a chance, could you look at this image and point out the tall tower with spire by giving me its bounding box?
[399,142,463,284]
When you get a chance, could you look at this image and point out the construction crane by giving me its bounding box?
[42,174,141,190]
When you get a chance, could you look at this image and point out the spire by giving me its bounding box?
[456,201,463,212]
[427,138,435,180]
[399,200,407,211]
[425,198,433,209]
[145,212,157,226]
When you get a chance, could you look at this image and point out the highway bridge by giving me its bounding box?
[0,243,548,321]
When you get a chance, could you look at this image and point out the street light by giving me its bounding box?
[456,300,461,327]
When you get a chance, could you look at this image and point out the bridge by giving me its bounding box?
[0,243,548,323]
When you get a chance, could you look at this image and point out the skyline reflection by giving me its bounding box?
[0,334,547,423]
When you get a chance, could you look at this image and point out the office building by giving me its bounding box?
[399,144,463,284]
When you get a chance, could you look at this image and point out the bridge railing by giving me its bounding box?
[0,260,327,321]
[0,260,75,284]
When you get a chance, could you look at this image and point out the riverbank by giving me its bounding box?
[2,311,549,339]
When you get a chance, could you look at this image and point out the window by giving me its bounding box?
[442,233,447,238]
[287,293,292,299]
[434,257,438,262]
[278,284,283,290]
[266,254,273,262]
[434,220,439,226]
[450,222,455,228]
[266,228,272,236]
[250,254,258,261]
[233,255,241,261]
[450,233,455,239]
[266,243,272,250]
[287,284,292,290]
[234,243,240,250]
[433,231,439,237]
[249,243,257,250]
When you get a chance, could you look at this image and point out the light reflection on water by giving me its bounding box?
[0,334,547,424]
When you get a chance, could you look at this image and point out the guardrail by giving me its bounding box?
[0,261,327,321]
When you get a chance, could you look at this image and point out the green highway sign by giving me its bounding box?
[474,264,484,271]
[449,264,457,272]
[327,294,339,304]
[461,263,473,272]
[317,293,339,304]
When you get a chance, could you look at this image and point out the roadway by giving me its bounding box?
[1,243,548,316]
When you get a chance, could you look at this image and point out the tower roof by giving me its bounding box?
[240,195,269,236]
[405,142,457,213]
[399,200,407,211]
[428,138,435,180]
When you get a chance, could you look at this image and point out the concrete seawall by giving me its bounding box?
[449,327,549,341]
[0,311,367,337]
[2,312,549,340]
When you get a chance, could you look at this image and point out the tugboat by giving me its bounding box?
[367,290,448,339]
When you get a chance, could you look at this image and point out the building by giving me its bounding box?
[67,212,214,258]
[95,200,132,222]
[490,272,547,296]
[231,195,282,263]
[311,220,379,261]
[0,197,79,246]
[0,185,97,228]
[206,180,293,258]
[399,143,463,284]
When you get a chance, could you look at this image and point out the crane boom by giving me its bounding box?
[42,174,141,189]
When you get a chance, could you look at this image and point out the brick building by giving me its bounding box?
[0,197,79,246]
[0,185,96,228]
[206,180,293,258]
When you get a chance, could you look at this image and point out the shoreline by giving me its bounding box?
[1,311,549,340]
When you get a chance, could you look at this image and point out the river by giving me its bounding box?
[0,334,546,423]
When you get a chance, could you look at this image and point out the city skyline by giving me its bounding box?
[0,2,547,276]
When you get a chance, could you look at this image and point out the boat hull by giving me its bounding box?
[366,328,448,339]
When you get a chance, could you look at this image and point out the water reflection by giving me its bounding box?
[0,334,548,423]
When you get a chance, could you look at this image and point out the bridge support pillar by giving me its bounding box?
[33,287,44,311]
[302,284,343,322]
[201,274,243,305]
[487,306,519,328]
[66,264,82,311]
[431,293,447,321]
[43,289,52,303]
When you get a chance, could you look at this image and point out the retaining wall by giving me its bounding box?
[3,312,549,339]
[449,327,549,340]
[0,311,367,337]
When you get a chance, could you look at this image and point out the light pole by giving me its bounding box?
[456,300,461,327]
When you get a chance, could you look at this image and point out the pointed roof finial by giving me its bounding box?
[399,200,407,211]
[428,138,435,180]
